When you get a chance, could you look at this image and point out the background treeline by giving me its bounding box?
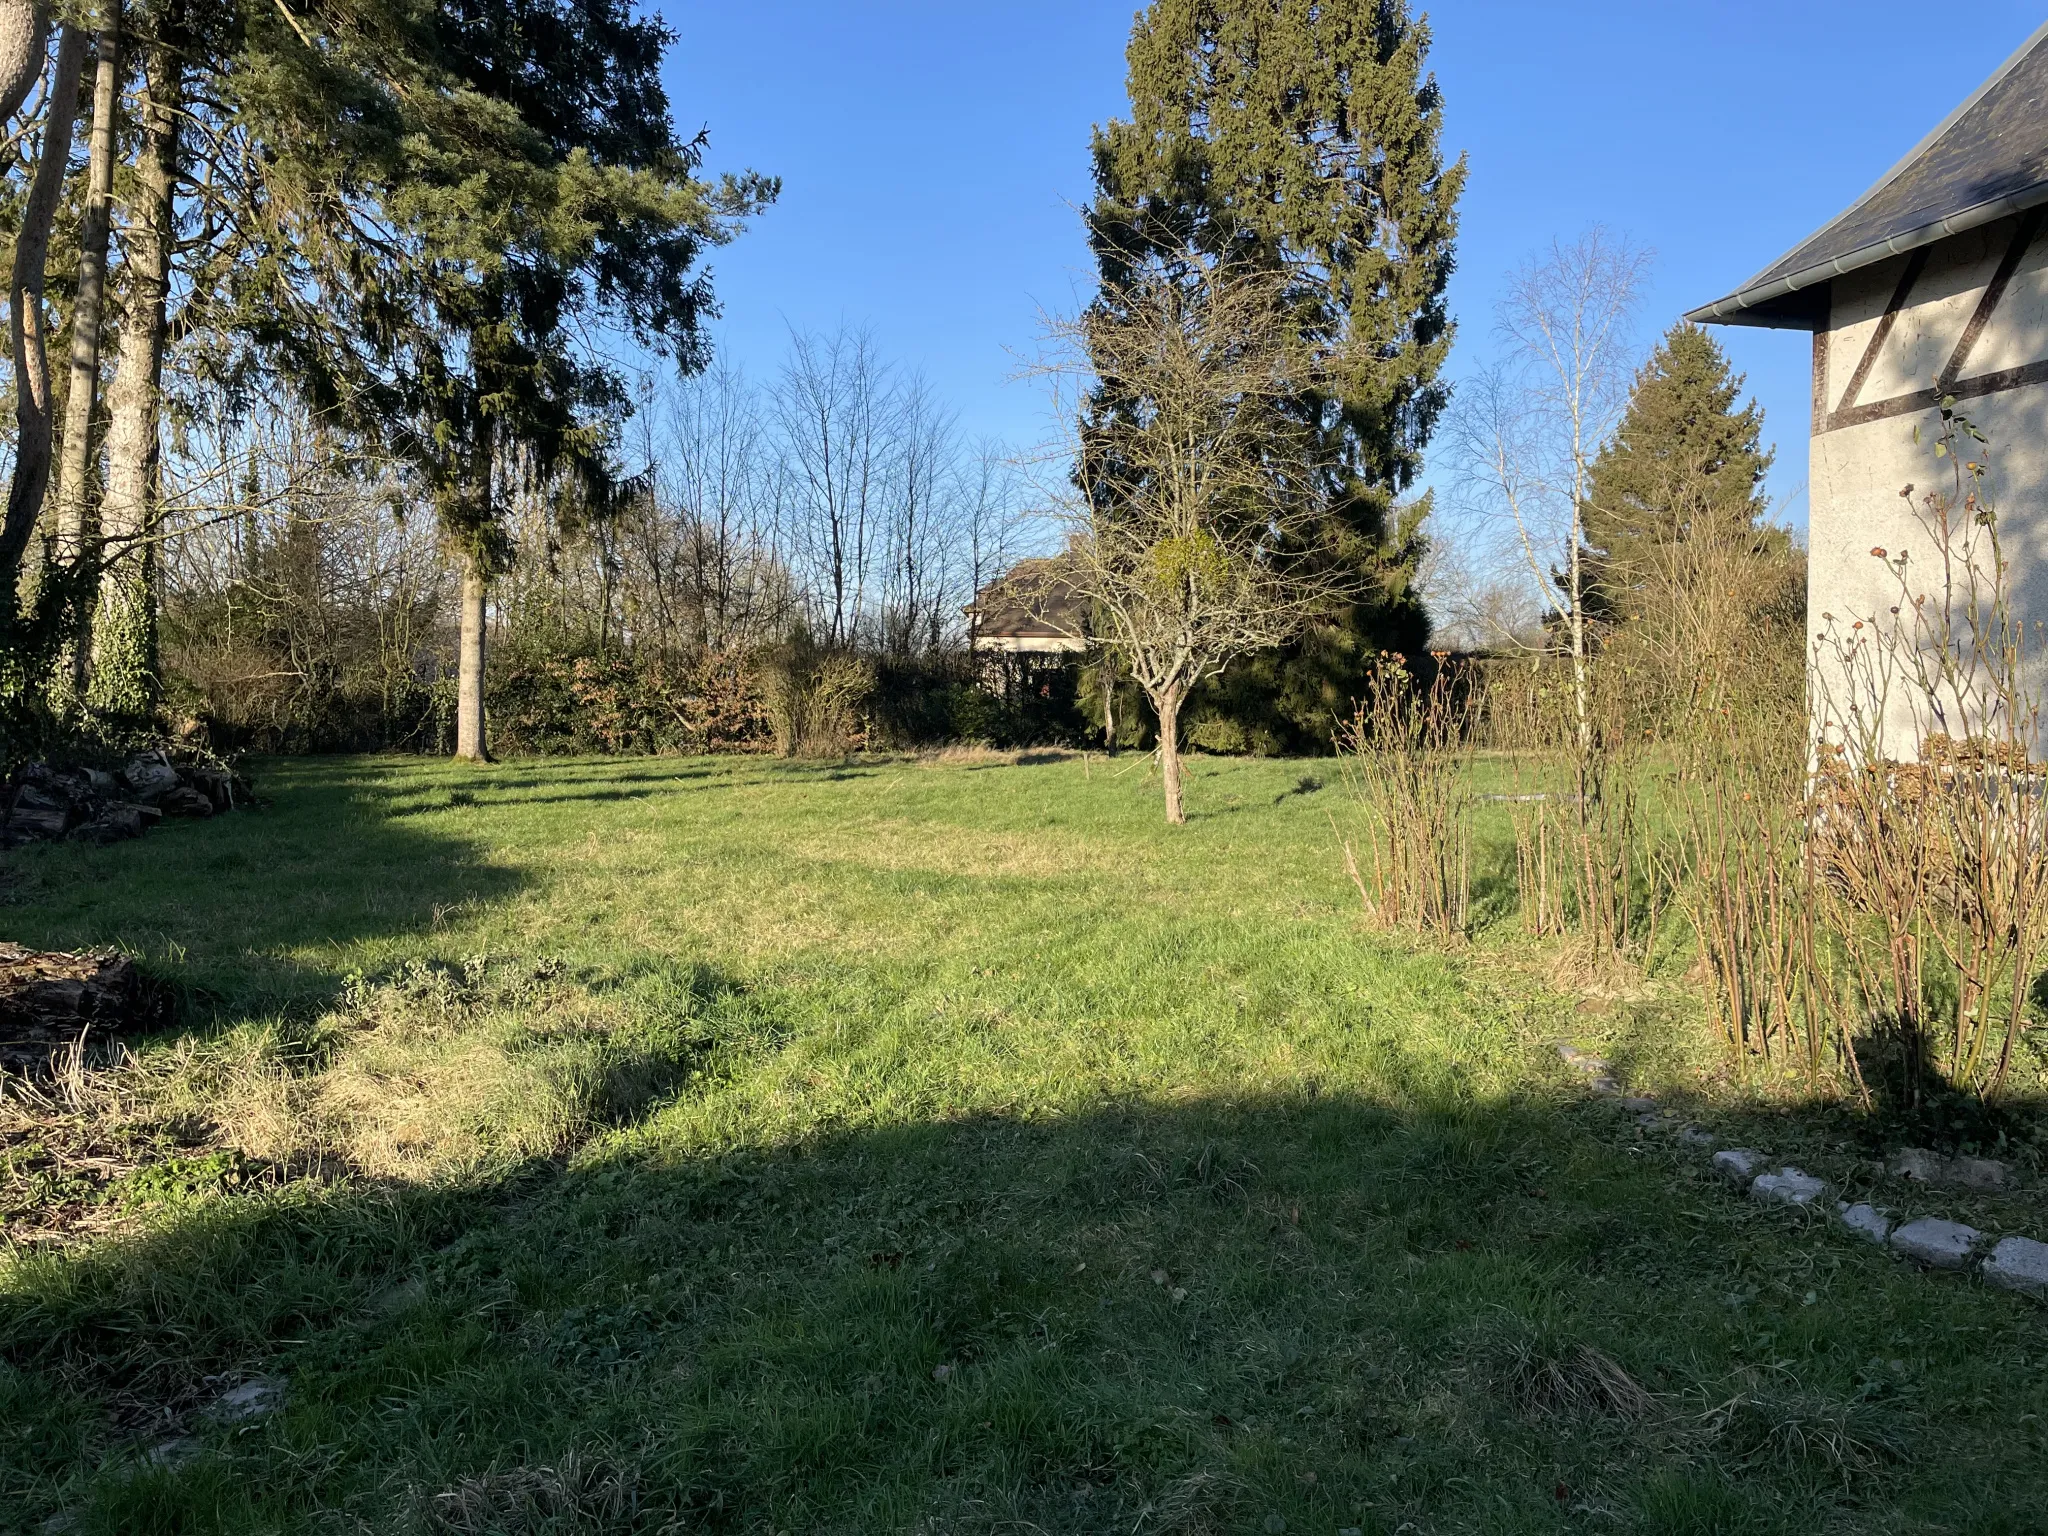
[0,0,788,769]
[155,339,1089,756]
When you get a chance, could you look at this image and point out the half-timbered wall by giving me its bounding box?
[1809,213,2048,756]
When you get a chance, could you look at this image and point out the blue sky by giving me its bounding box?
[666,1,2046,530]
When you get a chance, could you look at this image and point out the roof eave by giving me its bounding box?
[1688,179,2048,329]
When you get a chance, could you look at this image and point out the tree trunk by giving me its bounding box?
[1100,656,1118,753]
[55,9,117,551]
[455,549,491,761]
[1156,682,1185,825]
[48,6,116,706]
[0,25,82,626]
[89,28,178,718]
[0,0,47,127]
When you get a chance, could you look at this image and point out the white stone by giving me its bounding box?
[1752,1167,1829,1206]
[1714,1148,1766,1184]
[1835,1201,1894,1243]
[1981,1236,2048,1296]
[1678,1125,1717,1148]
[1620,1096,1659,1113]
[1947,1157,2010,1192]
[1886,1148,2010,1191]
[1889,1217,1984,1270]
[210,1378,285,1424]
[1888,1148,1944,1183]
[141,1438,198,1469]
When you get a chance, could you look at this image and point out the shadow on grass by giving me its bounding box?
[3,1078,2040,1535]
[0,758,537,1026]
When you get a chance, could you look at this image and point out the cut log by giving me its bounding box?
[157,785,214,818]
[3,805,72,843]
[0,941,167,1068]
[69,805,146,843]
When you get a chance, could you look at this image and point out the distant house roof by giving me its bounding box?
[966,557,1088,647]
[1689,20,2048,329]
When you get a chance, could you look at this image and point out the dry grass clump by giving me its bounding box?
[760,636,874,757]
[1347,412,2048,1109]
[421,1451,681,1534]
[919,744,1081,768]
[1467,649,1675,967]
[1697,1388,1908,1484]
[1485,1330,1658,1424]
[135,957,603,1180]
[1148,1469,1245,1536]
[1338,652,1473,939]
[1,954,692,1240]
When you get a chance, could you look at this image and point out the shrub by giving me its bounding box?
[758,633,875,757]
[1338,653,1473,938]
[490,644,771,757]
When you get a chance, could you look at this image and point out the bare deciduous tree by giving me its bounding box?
[1446,229,1648,749]
[1417,535,1546,653]
[771,328,1016,657]
[775,327,888,648]
[1039,262,1351,824]
[961,436,1024,649]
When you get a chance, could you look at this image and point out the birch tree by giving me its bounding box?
[1448,230,1647,751]
[775,328,888,648]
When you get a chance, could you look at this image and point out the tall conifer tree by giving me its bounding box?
[63,0,771,747]
[1086,0,1464,746]
[1579,321,1774,623]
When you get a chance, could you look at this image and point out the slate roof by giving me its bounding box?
[1690,20,2048,329]
[965,557,1088,641]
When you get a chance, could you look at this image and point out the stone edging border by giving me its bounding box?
[1555,1044,2048,1299]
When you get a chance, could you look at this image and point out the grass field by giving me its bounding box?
[1,750,2045,1534]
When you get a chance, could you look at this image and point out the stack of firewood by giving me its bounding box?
[2,754,250,847]
[0,942,168,1070]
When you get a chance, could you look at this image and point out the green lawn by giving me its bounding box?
[1,751,2044,1534]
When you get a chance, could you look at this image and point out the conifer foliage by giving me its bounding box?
[0,0,775,763]
[1580,322,1775,623]
[1086,0,1464,747]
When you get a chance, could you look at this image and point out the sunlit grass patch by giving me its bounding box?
[0,752,2040,1533]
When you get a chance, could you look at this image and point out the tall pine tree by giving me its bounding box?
[1580,321,1775,624]
[72,0,773,750]
[1086,0,1464,748]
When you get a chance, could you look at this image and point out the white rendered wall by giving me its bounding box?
[1807,217,2048,758]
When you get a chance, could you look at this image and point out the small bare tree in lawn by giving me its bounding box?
[1039,262,1349,824]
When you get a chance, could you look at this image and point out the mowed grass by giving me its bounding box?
[0,751,2044,1534]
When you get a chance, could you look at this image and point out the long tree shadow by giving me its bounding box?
[0,758,535,1024]
[3,1077,2042,1534]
